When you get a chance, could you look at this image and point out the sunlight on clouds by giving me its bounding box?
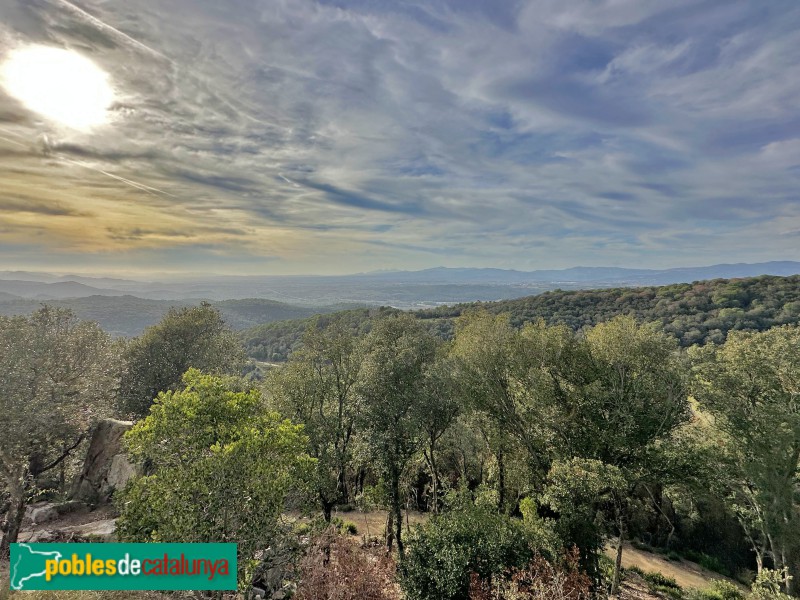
[0,45,114,130]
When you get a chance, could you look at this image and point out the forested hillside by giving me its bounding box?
[0,295,353,336]
[242,275,800,361]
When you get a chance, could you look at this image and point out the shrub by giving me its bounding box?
[330,516,359,535]
[707,580,745,600]
[749,569,793,600]
[341,520,359,535]
[469,547,592,600]
[294,522,312,536]
[685,581,745,600]
[643,571,681,590]
[399,502,533,600]
[295,531,397,600]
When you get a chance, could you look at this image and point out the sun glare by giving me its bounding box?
[0,45,114,130]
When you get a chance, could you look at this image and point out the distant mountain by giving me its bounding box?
[357,261,800,285]
[1,261,799,308]
[0,279,128,299]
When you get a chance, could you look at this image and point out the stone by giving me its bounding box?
[23,500,86,526]
[69,419,139,503]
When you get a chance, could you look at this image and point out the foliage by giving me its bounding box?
[117,303,246,418]
[267,315,363,521]
[357,314,438,557]
[294,531,398,600]
[116,370,313,591]
[690,326,800,593]
[241,275,800,362]
[0,306,119,557]
[468,547,592,600]
[749,570,795,600]
[400,498,533,600]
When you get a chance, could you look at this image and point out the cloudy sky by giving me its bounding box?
[0,0,799,276]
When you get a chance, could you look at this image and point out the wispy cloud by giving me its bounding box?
[1,0,799,274]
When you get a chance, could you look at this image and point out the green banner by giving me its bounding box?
[9,542,237,591]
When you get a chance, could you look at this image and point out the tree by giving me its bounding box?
[116,370,313,592]
[267,316,363,521]
[452,311,581,509]
[415,352,462,514]
[571,316,691,593]
[357,314,437,559]
[691,325,800,595]
[0,307,118,557]
[118,303,246,418]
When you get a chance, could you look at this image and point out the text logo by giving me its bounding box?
[10,543,237,591]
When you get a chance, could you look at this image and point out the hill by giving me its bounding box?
[241,275,800,361]
[0,295,351,337]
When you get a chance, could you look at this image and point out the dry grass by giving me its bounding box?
[604,542,746,591]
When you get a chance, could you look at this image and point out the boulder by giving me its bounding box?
[70,419,138,504]
[23,500,86,526]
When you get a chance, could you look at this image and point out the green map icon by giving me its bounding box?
[10,543,63,590]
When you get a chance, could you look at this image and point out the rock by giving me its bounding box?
[61,518,117,541]
[24,500,86,525]
[252,586,266,599]
[25,503,58,526]
[70,419,138,504]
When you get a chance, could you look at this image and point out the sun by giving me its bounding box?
[0,45,114,130]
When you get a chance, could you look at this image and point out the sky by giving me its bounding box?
[0,0,799,276]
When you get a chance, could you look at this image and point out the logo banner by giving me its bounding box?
[10,543,237,591]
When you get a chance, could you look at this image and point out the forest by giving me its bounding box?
[242,275,800,362]
[1,275,799,600]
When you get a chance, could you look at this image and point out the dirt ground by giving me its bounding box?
[604,542,747,592]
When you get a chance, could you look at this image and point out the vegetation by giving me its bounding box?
[116,370,313,591]
[117,303,246,418]
[242,275,800,361]
[3,275,800,598]
[0,307,119,557]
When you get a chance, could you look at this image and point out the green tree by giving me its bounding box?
[118,303,246,418]
[0,307,118,557]
[357,314,437,559]
[267,316,363,521]
[691,325,800,595]
[415,352,462,514]
[117,370,313,592]
[574,316,691,593]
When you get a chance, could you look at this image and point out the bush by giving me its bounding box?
[399,501,533,600]
[643,571,681,590]
[469,548,592,600]
[295,531,397,600]
[749,569,793,600]
[330,516,359,535]
[685,580,745,600]
[116,370,314,591]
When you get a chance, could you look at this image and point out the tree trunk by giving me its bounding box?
[424,447,440,514]
[610,521,626,596]
[497,448,505,512]
[322,498,334,523]
[0,491,26,559]
[385,510,394,553]
[390,470,405,561]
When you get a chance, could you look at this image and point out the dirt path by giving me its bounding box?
[605,542,746,591]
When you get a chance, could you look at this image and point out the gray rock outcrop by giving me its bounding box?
[70,418,138,504]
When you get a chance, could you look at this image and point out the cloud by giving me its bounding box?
[0,0,799,274]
